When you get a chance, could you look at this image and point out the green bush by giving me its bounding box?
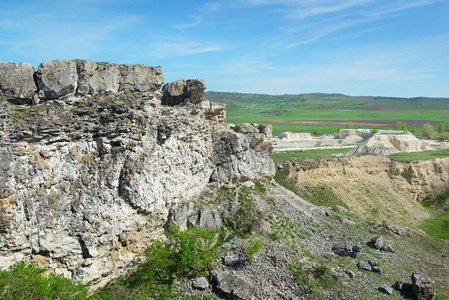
[0,261,89,300]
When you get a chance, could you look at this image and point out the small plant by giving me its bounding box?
[245,236,264,261]
[0,261,89,299]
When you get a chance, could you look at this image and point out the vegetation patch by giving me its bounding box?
[419,188,449,240]
[388,149,449,161]
[271,148,347,163]
[0,261,89,300]
[95,225,222,299]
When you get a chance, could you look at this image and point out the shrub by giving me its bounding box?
[0,261,89,300]
[345,121,353,129]
[422,123,436,139]
[128,225,221,288]
[245,236,264,261]
[312,128,323,136]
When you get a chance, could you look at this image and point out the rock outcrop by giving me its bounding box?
[161,79,206,106]
[338,129,371,139]
[0,62,36,104]
[0,60,274,287]
[279,132,312,141]
[345,132,431,156]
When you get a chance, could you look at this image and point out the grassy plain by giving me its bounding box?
[206,92,449,135]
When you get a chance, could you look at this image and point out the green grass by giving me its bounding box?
[388,148,449,161]
[271,148,348,163]
[207,91,449,135]
[420,211,449,240]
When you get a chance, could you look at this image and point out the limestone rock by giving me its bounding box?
[119,64,164,92]
[332,244,361,258]
[192,277,209,290]
[346,132,431,156]
[368,236,385,249]
[339,129,371,139]
[332,205,348,213]
[213,271,256,300]
[411,271,435,300]
[279,131,312,141]
[439,142,449,150]
[35,60,78,100]
[198,209,222,230]
[161,79,206,106]
[356,261,372,271]
[0,61,36,104]
[378,284,393,295]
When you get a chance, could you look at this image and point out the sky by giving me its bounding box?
[1,0,448,97]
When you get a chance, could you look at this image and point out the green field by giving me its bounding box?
[206,92,449,135]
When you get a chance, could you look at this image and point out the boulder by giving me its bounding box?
[338,129,371,139]
[198,209,222,230]
[332,244,362,258]
[192,277,209,290]
[119,64,163,92]
[161,79,206,106]
[378,284,393,295]
[411,271,435,300]
[234,123,260,134]
[213,271,256,300]
[356,261,372,271]
[332,205,348,213]
[35,60,78,100]
[368,236,385,249]
[0,61,36,104]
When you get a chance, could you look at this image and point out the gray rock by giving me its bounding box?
[372,266,383,274]
[234,123,260,134]
[332,244,361,258]
[0,61,36,104]
[192,277,209,290]
[357,261,372,271]
[35,60,78,100]
[378,284,393,295]
[344,269,355,279]
[119,64,163,92]
[369,236,385,249]
[213,271,256,300]
[161,79,206,106]
[332,205,348,213]
[223,252,244,267]
[380,245,395,253]
[339,217,355,225]
[198,209,222,230]
[368,259,377,267]
[411,271,435,300]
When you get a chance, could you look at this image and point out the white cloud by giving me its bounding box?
[173,16,202,29]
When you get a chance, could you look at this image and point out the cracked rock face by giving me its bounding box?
[0,60,274,288]
[0,62,36,104]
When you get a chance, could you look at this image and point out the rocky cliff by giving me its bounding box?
[0,60,275,286]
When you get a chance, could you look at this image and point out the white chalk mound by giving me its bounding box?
[279,131,312,141]
[345,132,431,156]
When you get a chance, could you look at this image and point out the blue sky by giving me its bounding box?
[1,0,448,97]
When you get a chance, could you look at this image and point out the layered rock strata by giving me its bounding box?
[0,60,275,287]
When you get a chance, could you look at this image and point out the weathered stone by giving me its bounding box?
[346,132,431,156]
[372,266,383,274]
[411,271,435,300]
[332,244,361,258]
[198,209,222,230]
[192,277,209,290]
[380,245,395,253]
[119,64,163,92]
[369,236,385,249]
[344,269,355,279]
[279,131,312,141]
[213,271,256,300]
[234,123,260,134]
[332,205,348,213]
[0,61,36,104]
[161,79,206,106]
[357,261,372,271]
[339,217,355,225]
[35,60,78,100]
[378,284,393,295]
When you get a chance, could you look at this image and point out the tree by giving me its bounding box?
[345,121,353,129]
[371,125,379,135]
[422,123,435,139]
[395,121,407,131]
